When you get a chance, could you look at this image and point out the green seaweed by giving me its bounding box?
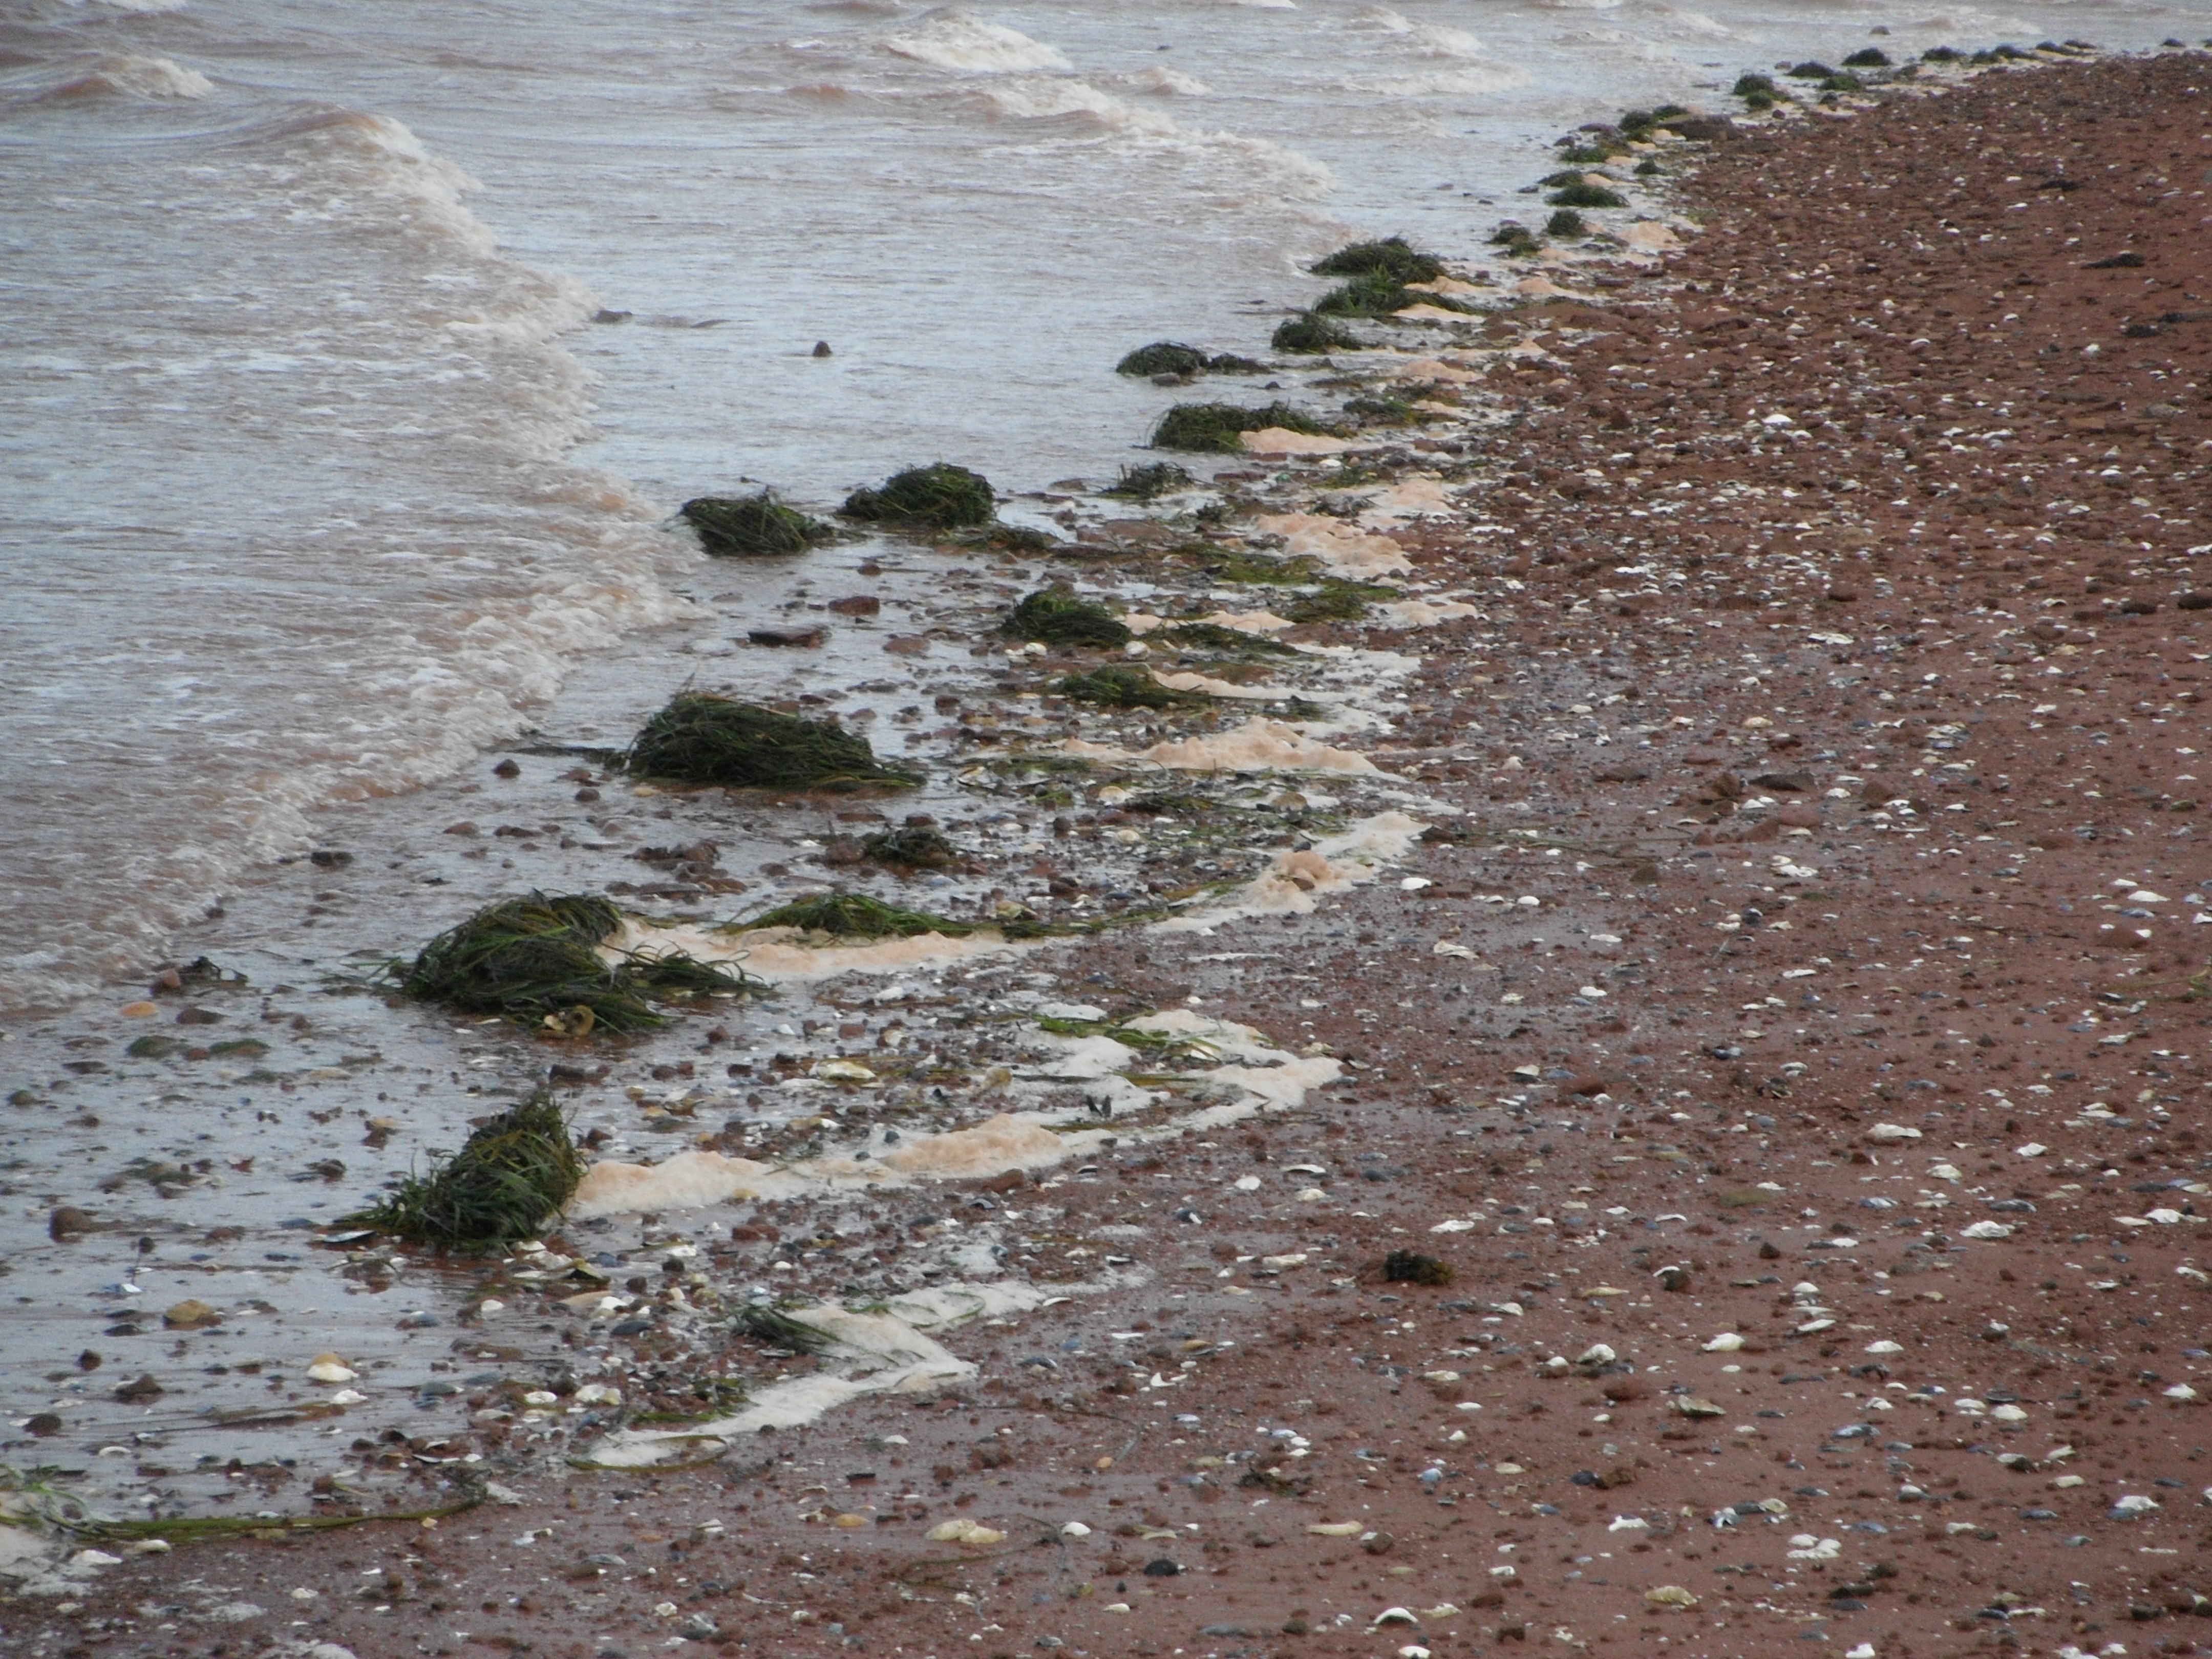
[1102,462,1195,501]
[1382,1249,1454,1287]
[860,822,961,870]
[840,464,995,531]
[351,1092,585,1248]
[1841,47,1890,67]
[1151,402,1333,454]
[1003,587,1132,648]
[1271,312,1362,354]
[1283,580,1398,623]
[679,492,832,558]
[1309,237,1443,284]
[1056,665,1203,710]
[1116,341,1210,377]
[397,891,756,1034]
[1345,394,1422,426]
[1314,269,1470,320]
[1489,222,1542,256]
[1732,72,1779,98]
[742,894,976,940]
[627,693,920,790]
[1545,179,1626,209]
[1545,209,1588,238]
[1784,60,1835,79]
[1155,621,1296,656]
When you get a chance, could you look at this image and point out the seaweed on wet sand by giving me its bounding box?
[1155,621,1296,657]
[740,1305,835,1356]
[1314,270,1471,320]
[351,1092,585,1248]
[1545,177,1627,210]
[1545,208,1588,239]
[1489,222,1542,257]
[627,693,920,790]
[679,491,832,558]
[1002,587,1132,648]
[861,819,961,870]
[1382,1249,1453,1287]
[741,892,977,941]
[1057,665,1203,710]
[1284,579,1398,624]
[1271,313,1362,354]
[1102,461,1194,501]
[1151,402,1333,454]
[397,891,755,1034]
[840,463,995,531]
[1309,236,1443,284]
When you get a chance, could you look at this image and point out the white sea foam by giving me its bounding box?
[882,8,1072,74]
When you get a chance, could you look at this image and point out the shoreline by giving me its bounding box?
[7,42,2212,1659]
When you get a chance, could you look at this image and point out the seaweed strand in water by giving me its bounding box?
[679,492,833,557]
[352,1092,585,1248]
[397,891,754,1034]
[627,693,920,790]
[839,464,995,531]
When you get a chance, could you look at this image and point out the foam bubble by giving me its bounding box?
[1156,810,1427,931]
[1255,512,1413,578]
[1067,716,1378,775]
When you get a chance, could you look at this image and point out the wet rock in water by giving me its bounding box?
[163,1298,222,1329]
[25,1413,63,1437]
[747,625,826,648]
[49,1206,94,1241]
[492,758,520,778]
[826,594,881,616]
[812,340,832,357]
[113,1373,164,1403]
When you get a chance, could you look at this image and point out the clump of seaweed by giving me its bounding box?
[1545,177,1627,209]
[1920,45,1961,62]
[1546,208,1588,238]
[1117,341,1210,377]
[1344,393,1420,427]
[1003,587,1131,648]
[1103,462,1194,501]
[679,492,832,558]
[1842,47,1890,67]
[1732,72,1779,107]
[742,894,976,940]
[840,463,995,531]
[1489,221,1542,257]
[1784,60,1835,79]
[1818,70,1862,92]
[1271,312,1361,354]
[627,693,919,790]
[1206,353,1265,374]
[397,892,755,1034]
[1634,158,1661,177]
[861,820,961,870]
[352,1092,585,1248]
[1156,621,1296,656]
[1309,236,1443,284]
[1057,665,1202,710]
[1382,1249,1454,1287]
[1152,402,1333,454]
[1284,580,1397,623]
[1314,269,1471,320]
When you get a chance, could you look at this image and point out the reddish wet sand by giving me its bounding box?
[17,49,2212,1659]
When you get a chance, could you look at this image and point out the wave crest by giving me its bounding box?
[25,52,214,101]
[882,8,1071,74]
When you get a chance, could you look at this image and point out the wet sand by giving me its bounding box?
[8,47,2211,1659]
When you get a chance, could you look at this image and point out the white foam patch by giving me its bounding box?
[1257,513,1412,578]
[1066,717,1377,774]
[608,921,1033,983]
[1123,609,1295,636]
[1151,669,1296,700]
[43,53,214,99]
[571,1014,1334,1222]
[1376,598,1479,626]
[577,1286,1062,1467]
[1156,810,1427,932]
[1242,428,1352,456]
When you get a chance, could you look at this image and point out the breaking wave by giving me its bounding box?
[881,8,1071,74]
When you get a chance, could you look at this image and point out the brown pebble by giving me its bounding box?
[49,1206,93,1241]
[162,1298,222,1330]
[493,758,521,778]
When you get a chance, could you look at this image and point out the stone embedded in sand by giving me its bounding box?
[1867,1122,1922,1142]
[162,1298,221,1330]
[1644,1586,1699,1608]
[306,1354,357,1383]
[1701,1332,1745,1352]
[1960,1221,2015,1241]
[926,1519,1006,1547]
